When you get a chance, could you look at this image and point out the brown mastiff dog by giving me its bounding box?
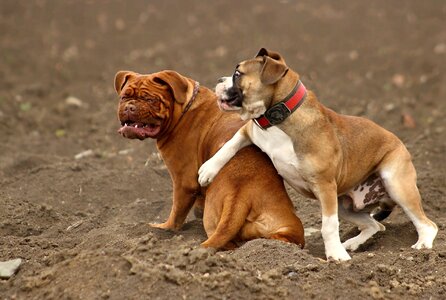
[198,48,438,260]
[114,69,305,249]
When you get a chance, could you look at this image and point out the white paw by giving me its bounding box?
[411,241,432,250]
[342,224,384,252]
[342,239,361,252]
[411,223,438,250]
[198,160,220,186]
[326,245,352,262]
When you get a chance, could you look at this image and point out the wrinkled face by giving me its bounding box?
[117,76,172,140]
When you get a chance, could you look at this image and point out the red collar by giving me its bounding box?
[254,81,307,129]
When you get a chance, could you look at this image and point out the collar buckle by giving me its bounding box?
[264,102,292,126]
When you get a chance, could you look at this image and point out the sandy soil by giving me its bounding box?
[1,1,445,299]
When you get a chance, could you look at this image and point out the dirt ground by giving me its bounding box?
[1,0,445,299]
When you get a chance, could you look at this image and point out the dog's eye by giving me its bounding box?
[146,98,157,104]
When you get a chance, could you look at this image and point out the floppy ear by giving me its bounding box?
[260,56,289,85]
[255,48,285,63]
[114,71,138,94]
[255,47,269,58]
[152,70,190,104]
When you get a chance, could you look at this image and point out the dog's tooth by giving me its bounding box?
[135,124,138,128]
[124,123,128,127]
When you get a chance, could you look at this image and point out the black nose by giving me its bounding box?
[217,77,225,83]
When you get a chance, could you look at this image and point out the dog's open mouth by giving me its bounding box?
[218,97,242,111]
[117,121,161,140]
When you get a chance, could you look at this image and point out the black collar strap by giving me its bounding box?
[254,80,307,129]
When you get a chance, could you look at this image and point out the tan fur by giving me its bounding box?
[237,52,423,202]
[203,48,437,260]
[114,70,305,249]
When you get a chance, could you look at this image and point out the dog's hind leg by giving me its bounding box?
[201,197,250,250]
[269,229,305,248]
[379,147,438,249]
[338,198,385,251]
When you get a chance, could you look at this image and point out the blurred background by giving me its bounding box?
[0,1,445,299]
[1,0,444,157]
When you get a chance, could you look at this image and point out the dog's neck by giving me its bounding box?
[253,71,308,129]
[271,71,301,106]
[157,80,199,143]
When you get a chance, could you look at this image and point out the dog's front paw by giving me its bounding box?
[326,246,352,262]
[149,221,177,230]
[198,160,221,186]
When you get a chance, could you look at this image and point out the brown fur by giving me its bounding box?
[114,70,305,249]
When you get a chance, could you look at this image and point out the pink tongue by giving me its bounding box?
[220,101,231,110]
[118,126,143,139]
[118,125,160,139]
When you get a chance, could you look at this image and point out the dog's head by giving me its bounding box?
[215,48,289,120]
[114,70,191,140]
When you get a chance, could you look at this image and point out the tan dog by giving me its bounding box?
[114,69,305,249]
[198,48,438,260]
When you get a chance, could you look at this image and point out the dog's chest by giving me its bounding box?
[252,125,308,192]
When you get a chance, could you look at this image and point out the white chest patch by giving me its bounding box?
[252,125,307,192]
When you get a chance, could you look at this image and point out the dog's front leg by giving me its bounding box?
[198,125,252,186]
[314,183,352,262]
[150,185,196,230]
